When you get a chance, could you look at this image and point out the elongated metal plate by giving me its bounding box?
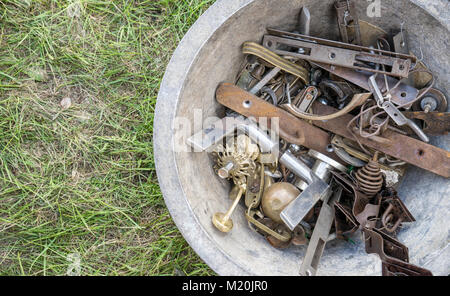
[216,83,342,162]
[249,67,281,95]
[382,101,429,142]
[383,101,409,125]
[263,35,411,78]
[299,187,342,276]
[311,103,447,176]
[393,31,414,86]
[279,150,314,185]
[266,28,416,62]
[216,84,450,177]
[335,0,361,45]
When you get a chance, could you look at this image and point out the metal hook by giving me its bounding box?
[415,44,424,63]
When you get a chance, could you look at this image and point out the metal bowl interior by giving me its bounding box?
[155,0,450,275]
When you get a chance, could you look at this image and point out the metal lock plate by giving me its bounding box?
[263,28,415,78]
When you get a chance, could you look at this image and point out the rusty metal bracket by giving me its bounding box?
[216,83,342,163]
[382,261,432,276]
[364,227,408,261]
[216,83,450,178]
[312,62,419,106]
[334,203,358,239]
[311,103,450,178]
[330,170,379,229]
[380,195,415,233]
[392,31,415,86]
[263,28,416,78]
[364,228,432,276]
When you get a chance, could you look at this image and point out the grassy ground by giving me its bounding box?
[0,0,216,276]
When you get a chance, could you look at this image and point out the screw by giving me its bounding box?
[218,162,234,179]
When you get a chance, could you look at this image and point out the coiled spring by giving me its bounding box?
[355,152,383,197]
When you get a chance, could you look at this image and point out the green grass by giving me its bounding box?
[0,0,216,276]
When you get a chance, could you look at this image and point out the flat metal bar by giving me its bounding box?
[279,150,315,184]
[186,117,241,152]
[266,28,416,62]
[299,187,343,276]
[393,31,415,86]
[216,83,450,178]
[311,103,449,178]
[249,67,281,94]
[298,6,311,36]
[403,111,450,135]
[263,35,411,78]
[216,83,342,163]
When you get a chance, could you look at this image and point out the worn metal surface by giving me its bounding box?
[335,0,362,45]
[313,62,419,106]
[404,111,450,135]
[216,83,341,162]
[297,6,311,36]
[311,103,450,177]
[219,85,450,178]
[299,187,343,276]
[381,101,429,142]
[364,228,433,276]
[263,31,413,78]
[296,149,347,191]
[279,150,331,230]
[154,0,450,276]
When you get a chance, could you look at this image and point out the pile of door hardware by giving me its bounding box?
[187,1,449,276]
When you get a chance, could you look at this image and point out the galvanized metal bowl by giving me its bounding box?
[154,0,449,275]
